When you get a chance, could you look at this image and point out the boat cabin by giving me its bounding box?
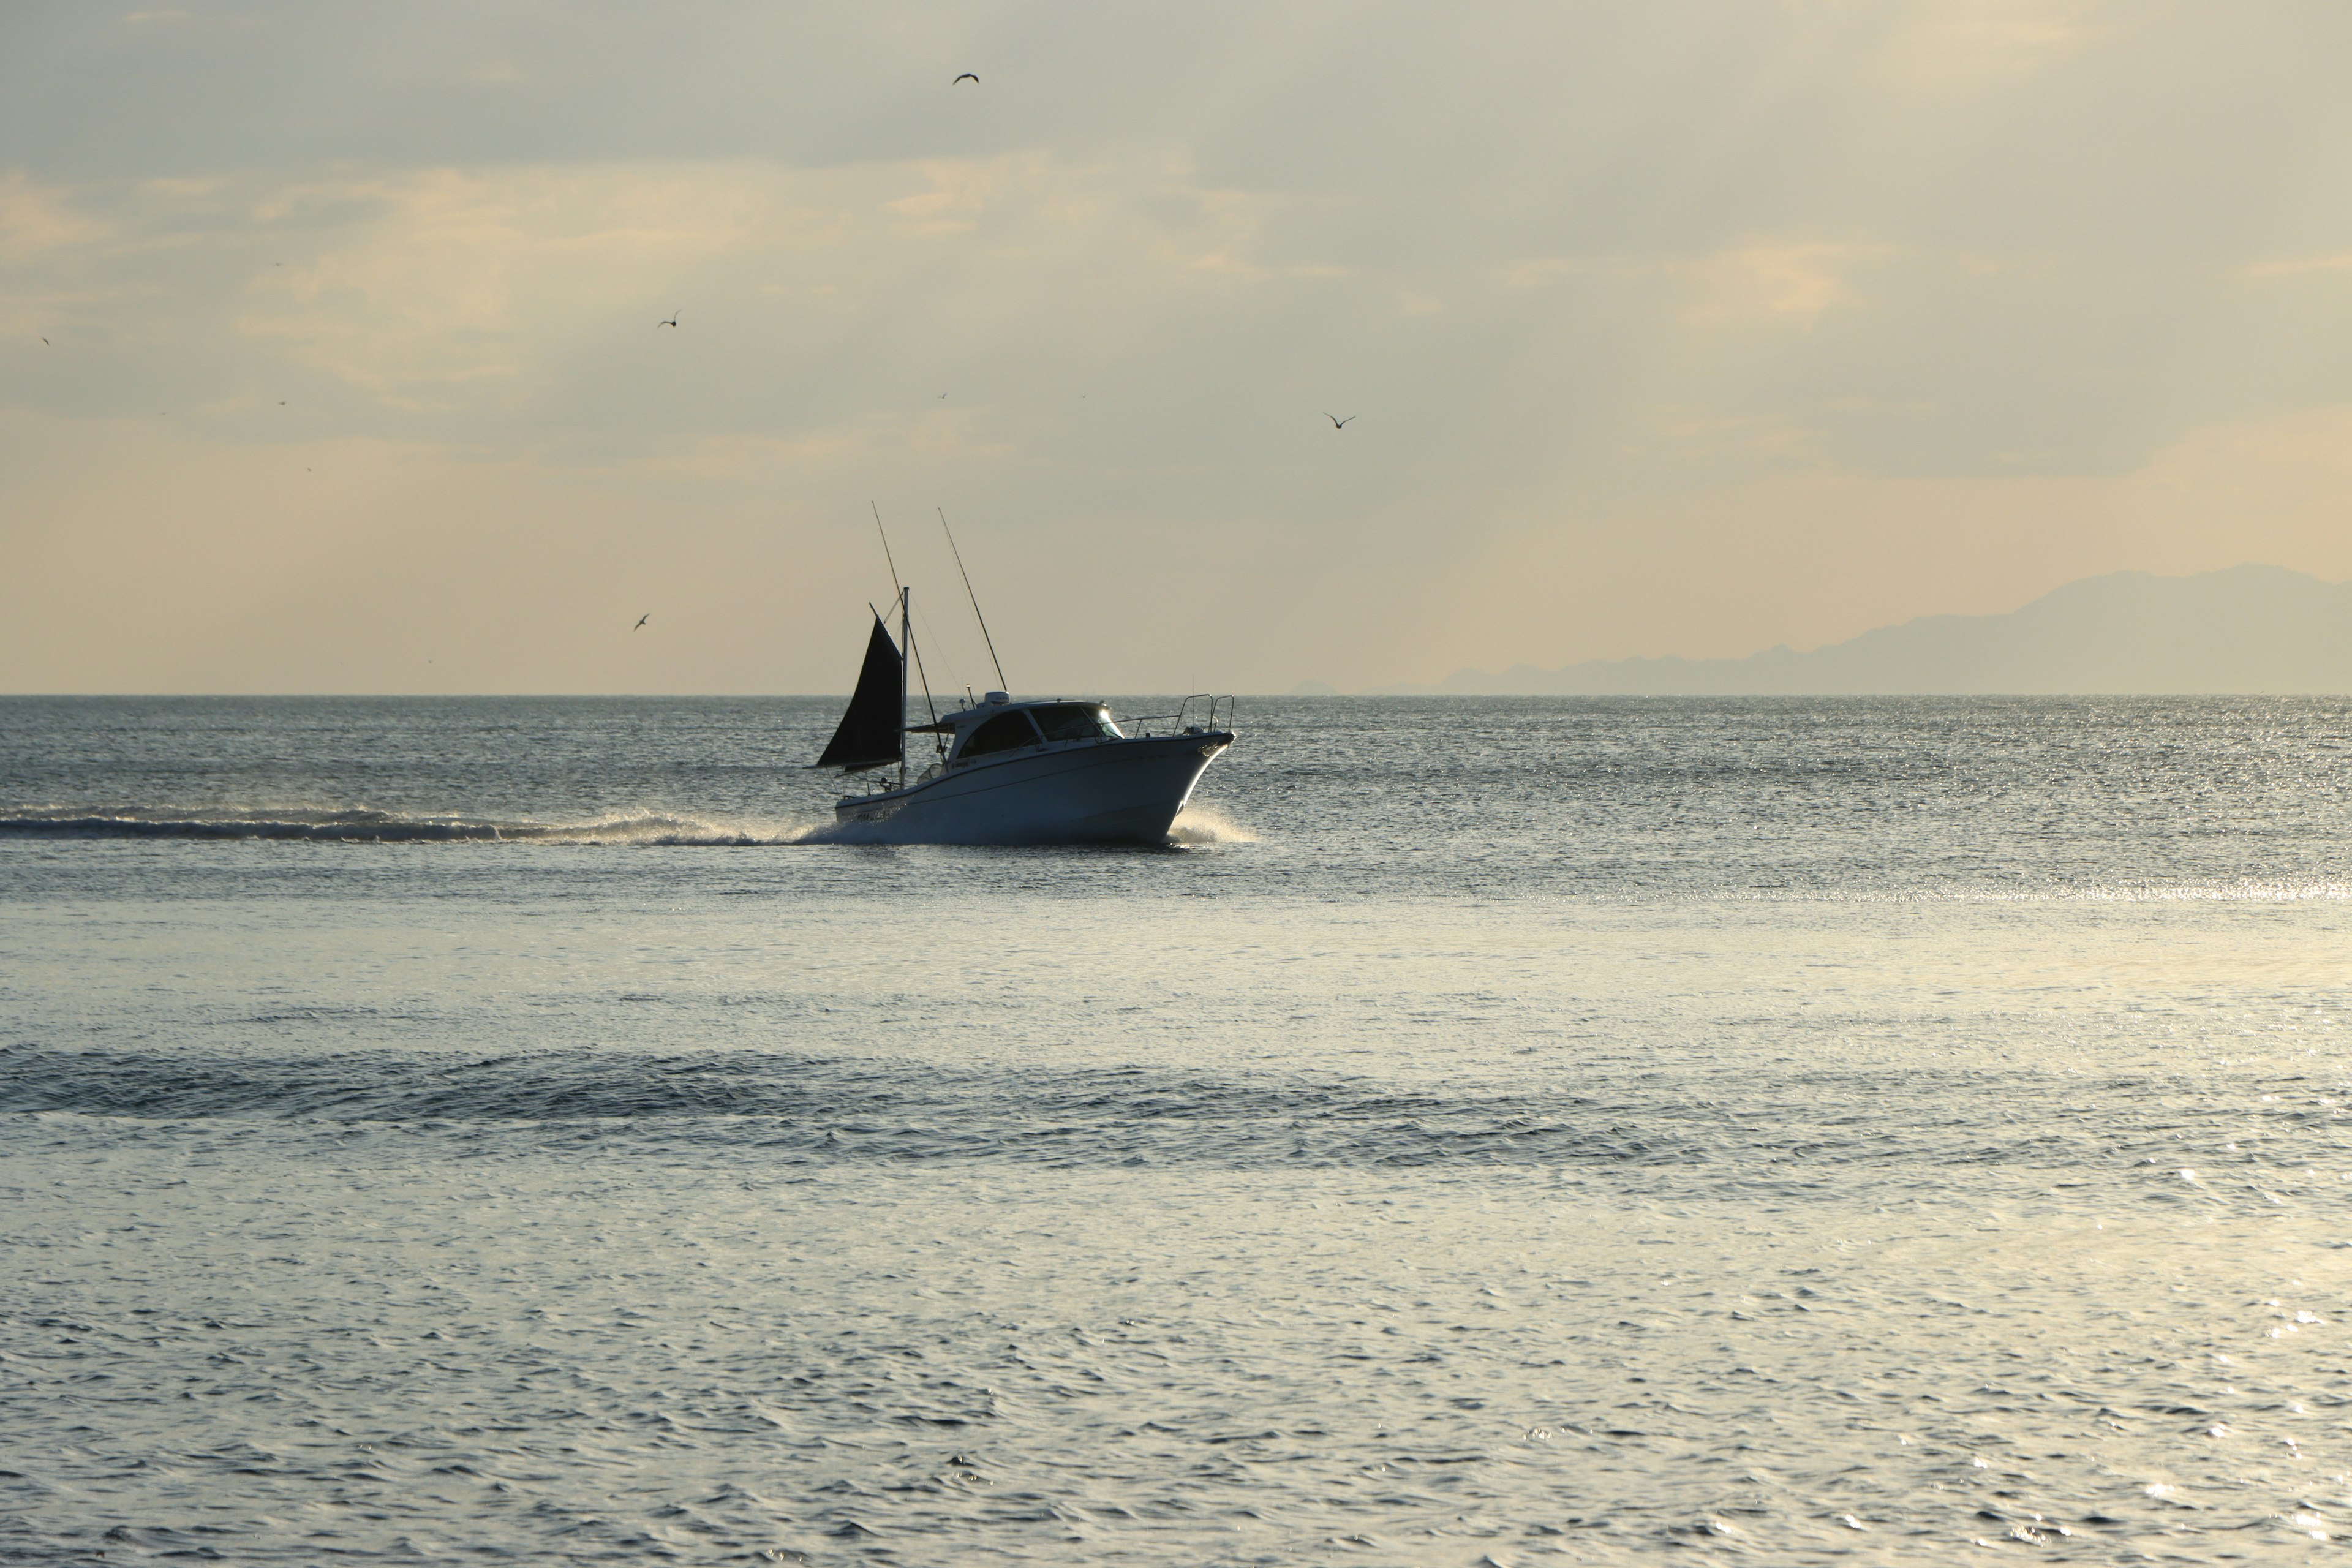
[910,693,1124,767]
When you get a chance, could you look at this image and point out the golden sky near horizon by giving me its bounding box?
[6,1,2352,693]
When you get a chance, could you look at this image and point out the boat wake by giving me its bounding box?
[1169,804,1256,845]
[0,805,832,846]
[0,802,1256,848]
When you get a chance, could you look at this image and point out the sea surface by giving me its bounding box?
[6,695,2352,1565]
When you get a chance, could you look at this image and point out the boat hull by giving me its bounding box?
[835,732,1231,845]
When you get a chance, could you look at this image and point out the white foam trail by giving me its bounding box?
[0,805,832,846]
[525,811,829,846]
[1169,804,1256,846]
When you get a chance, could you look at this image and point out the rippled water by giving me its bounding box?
[7,696,2352,1563]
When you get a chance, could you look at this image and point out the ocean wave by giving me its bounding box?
[0,1045,1698,1169]
[0,1046,2309,1183]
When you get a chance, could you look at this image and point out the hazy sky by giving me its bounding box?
[6,1,2352,693]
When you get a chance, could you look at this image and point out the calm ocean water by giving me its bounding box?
[6,695,2352,1564]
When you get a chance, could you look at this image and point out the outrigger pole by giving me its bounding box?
[940,508,1007,693]
[870,500,903,603]
[899,585,910,791]
[871,502,928,790]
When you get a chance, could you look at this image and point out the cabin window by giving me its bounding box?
[1029,704,1122,742]
[959,710,1042,760]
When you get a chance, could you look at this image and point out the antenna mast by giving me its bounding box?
[939,508,1007,692]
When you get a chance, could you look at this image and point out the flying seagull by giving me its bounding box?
[657,311,679,328]
[1325,412,1355,429]
[634,613,650,631]
[954,72,979,83]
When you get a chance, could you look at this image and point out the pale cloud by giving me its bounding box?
[1670,242,1875,326]
[880,151,1305,281]
[238,164,765,407]
[1649,407,1828,464]
[1797,0,2105,90]
[1495,255,1586,291]
[1891,0,2100,76]
[1494,241,1875,339]
[135,153,1316,413]
[0,173,113,262]
[2247,254,2352,279]
[2135,402,2352,502]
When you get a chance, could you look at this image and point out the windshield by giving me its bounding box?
[1028,704,1121,742]
[958,710,1042,760]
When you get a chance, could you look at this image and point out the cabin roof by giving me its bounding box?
[907,697,1102,735]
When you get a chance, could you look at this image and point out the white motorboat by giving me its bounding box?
[814,587,1234,845]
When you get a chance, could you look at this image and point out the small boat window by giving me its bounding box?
[959,710,1042,760]
[1030,704,1122,742]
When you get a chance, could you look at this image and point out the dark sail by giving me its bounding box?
[815,616,905,772]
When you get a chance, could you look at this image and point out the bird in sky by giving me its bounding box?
[40,337,48,345]
[657,311,679,328]
[634,613,650,631]
[1325,412,1356,429]
[954,72,979,84]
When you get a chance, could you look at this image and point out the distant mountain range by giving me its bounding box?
[1340,565,2352,695]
